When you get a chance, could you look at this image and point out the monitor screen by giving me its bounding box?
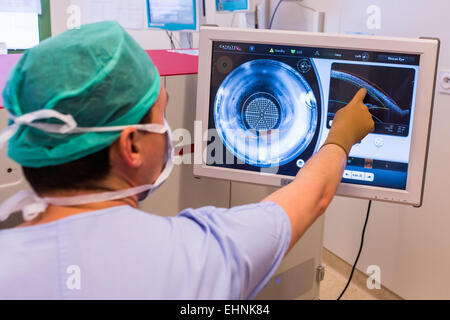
[147,0,196,31]
[0,12,39,50]
[207,41,419,190]
[216,0,248,12]
[195,27,439,206]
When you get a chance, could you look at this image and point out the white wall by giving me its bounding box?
[289,0,450,299]
[50,0,169,48]
[49,0,237,49]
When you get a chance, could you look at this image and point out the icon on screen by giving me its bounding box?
[362,52,370,61]
[296,159,305,168]
[374,137,384,148]
[297,59,312,74]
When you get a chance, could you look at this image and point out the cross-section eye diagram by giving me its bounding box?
[328,63,415,137]
[213,59,319,167]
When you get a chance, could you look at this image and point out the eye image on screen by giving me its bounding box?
[214,59,317,167]
[208,44,323,176]
[327,63,416,137]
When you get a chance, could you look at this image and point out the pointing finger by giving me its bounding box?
[350,88,367,104]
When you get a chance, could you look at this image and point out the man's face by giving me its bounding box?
[149,85,169,126]
[138,85,170,185]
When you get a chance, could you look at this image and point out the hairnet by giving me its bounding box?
[2,21,161,168]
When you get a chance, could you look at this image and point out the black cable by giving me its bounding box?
[171,32,182,49]
[269,0,284,29]
[337,200,372,300]
[165,31,176,49]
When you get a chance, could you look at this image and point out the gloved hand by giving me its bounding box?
[322,88,375,157]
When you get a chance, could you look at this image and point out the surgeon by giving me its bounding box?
[0,21,374,299]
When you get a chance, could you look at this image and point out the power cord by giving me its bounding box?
[269,0,319,30]
[166,31,176,49]
[231,12,237,27]
[269,0,283,29]
[337,200,372,300]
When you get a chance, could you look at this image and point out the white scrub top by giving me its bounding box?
[0,202,291,300]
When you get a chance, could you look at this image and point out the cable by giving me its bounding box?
[187,34,193,49]
[231,12,237,27]
[269,0,284,29]
[269,0,319,30]
[166,31,183,50]
[165,31,176,49]
[172,32,182,49]
[337,200,372,300]
[294,1,318,13]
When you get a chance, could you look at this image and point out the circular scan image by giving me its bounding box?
[214,59,318,167]
[242,92,282,131]
[216,56,234,74]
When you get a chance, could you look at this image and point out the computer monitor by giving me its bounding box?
[216,0,249,12]
[194,27,440,206]
[146,0,197,31]
[0,12,39,50]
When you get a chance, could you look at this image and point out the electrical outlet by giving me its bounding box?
[0,42,6,55]
[0,162,23,187]
[0,109,23,188]
[438,70,450,95]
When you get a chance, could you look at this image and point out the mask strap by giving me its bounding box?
[152,147,174,187]
[70,123,168,134]
[43,184,159,206]
[0,183,165,223]
[0,190,48,222]
[0,109,168,149]
[0,109,78,148]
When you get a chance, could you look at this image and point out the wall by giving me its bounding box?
[286,0,450,299]
[49,0,237,49]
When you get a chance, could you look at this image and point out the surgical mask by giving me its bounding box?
[0,109,174,223]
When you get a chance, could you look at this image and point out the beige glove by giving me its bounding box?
[322,88,375,157]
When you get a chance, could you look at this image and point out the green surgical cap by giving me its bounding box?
[2,21,161,168]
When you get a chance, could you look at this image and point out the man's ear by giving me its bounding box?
[111,128,143,168]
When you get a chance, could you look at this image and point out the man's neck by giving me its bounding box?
[18,197,137,228]
[18,174,142,228]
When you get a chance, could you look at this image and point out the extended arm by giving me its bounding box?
[264,144,346,250]
[264,88,375,251]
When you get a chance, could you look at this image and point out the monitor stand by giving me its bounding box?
[179,32,194,49]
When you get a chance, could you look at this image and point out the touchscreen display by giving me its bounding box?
[207,41,420,190]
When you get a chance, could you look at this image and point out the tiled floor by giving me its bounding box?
[320,260,378,300]
[319,248,402,300]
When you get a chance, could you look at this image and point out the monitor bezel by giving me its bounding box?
[215,0,249,13]
[194,27,439,206]
[146,0,198,31]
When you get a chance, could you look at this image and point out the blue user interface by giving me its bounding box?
[216,0,248,12]
[207,41,421,190]
[147,0,196,31]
